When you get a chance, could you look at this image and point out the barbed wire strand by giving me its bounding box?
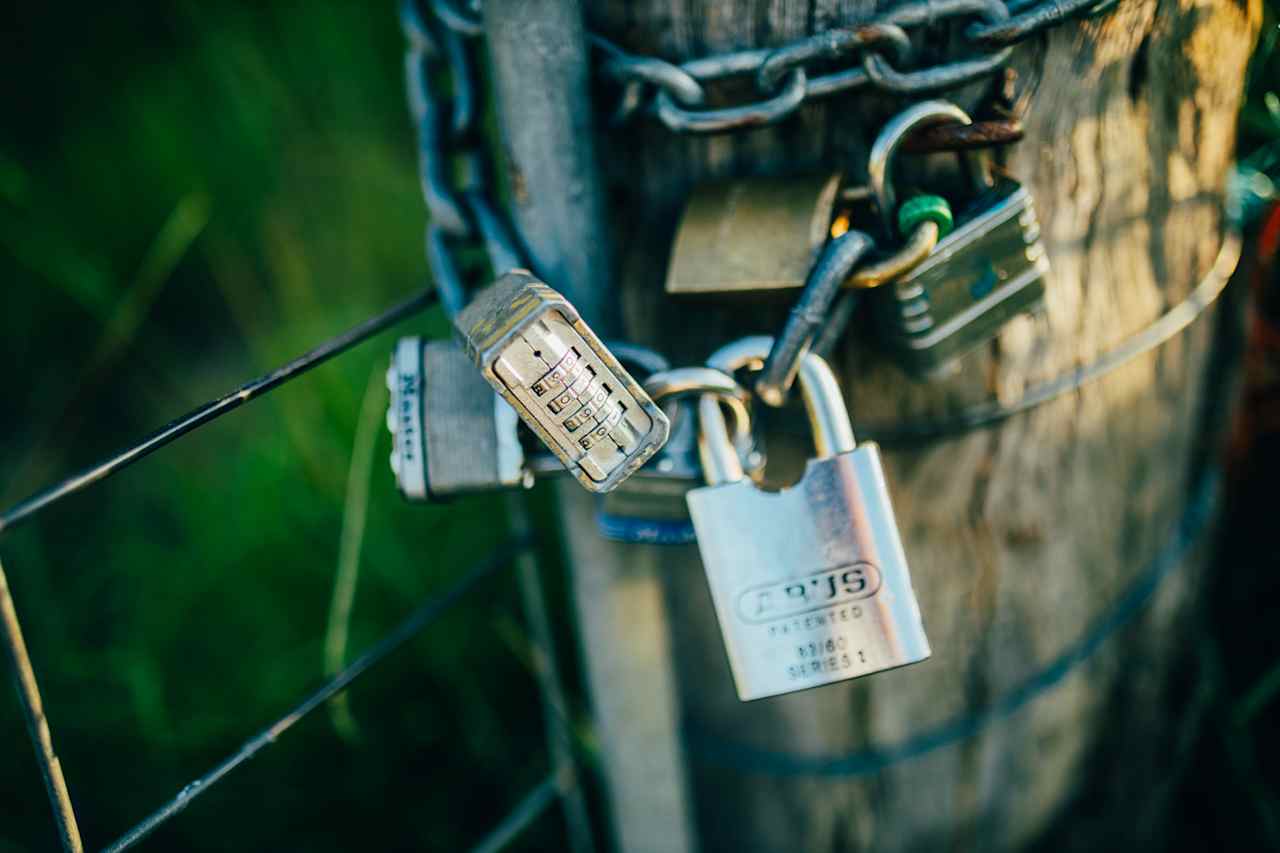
[0,556,84,853]
[686,469,1219,775]
[100,536,532,853]
[0,287,440,538]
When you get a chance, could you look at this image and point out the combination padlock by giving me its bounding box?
[868,100,1050,377]
[386,336,532,500]
[454,270,671,493]
[687,339,930,701]
[665,172,844,294]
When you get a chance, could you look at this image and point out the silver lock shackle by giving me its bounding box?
[867,100,992,237]
[643,366,753,451]
[699,337,856,486]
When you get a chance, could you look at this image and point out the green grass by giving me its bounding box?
[0,3,575,850]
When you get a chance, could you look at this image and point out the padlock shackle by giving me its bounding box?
[699,336,856,488]
[643,366,753,443]
[868,100,991,238]
[797,354,856,455]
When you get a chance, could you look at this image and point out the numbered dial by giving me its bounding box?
[455,271,670,492]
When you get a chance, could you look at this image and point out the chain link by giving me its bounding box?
[403,0,525,319]
[429,0,1119,135]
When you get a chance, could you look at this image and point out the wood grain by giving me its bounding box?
[584,0,1259,849]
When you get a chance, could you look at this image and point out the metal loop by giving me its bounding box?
[868,100,972,236]
[861,45,1014,95]
[965,0,1108,48]
[413,97,471,236]
[602,55,706,107]
[430,0,483,37]
[877,0,1010,32]
[643,366,750,405]
[756,230,876,407]
[655,67,807,134]
[440,26,478,138]
[756,23,913,93]
[463,192,523,277]
[706,336,857,458]
[644,367,753,449]
[901,118,1024,152]
[425,224,469,319]
[608,342,672,378]
[847,220,940,289]
[400,0,439,56]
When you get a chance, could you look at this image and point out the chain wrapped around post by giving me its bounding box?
[402,0,524,317]
[425,0,1122,135]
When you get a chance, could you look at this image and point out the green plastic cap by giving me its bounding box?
[898,194,954,240]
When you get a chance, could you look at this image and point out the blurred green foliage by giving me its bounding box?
[0,3,578,850]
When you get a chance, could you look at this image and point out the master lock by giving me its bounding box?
[454,270,671,493]
[665,172,844,294]
[386,337,531,500]
[687,339,930,701]
[868,100,1050,377]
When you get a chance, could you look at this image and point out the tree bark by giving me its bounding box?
[585,0,1259,850]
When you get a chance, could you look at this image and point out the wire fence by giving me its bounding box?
[0,283,594,853]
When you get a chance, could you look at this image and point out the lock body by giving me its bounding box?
[688,443,930,700]
[455,271,670,493]
[387,337,529,500]
[665,173,843,294]
[874,179,1048,376]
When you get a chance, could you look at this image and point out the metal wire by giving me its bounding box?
[468,770,566,853]
[861,226,1244,445]
[0,556,84,853]
[405,0,526,316]
[686,468,1220,775]
[0,288,439,537]
[99,536,533,853]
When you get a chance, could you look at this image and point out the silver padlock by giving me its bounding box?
[454,271,671,493]
[687,339,930,701]
[868,100,1049,378]
[386,336,532,500]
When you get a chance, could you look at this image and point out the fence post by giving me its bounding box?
[482,3,698,852]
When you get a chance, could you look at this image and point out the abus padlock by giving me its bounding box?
[687,341,929,701]
[665,173,844,294]
[386,337,531,500]
[454,270,671,493]
[868,100,1049,377]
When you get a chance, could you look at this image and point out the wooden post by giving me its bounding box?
[483,4,698,852]
[582,0,1259,851]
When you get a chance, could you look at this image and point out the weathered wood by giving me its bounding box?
[586,0,1259,850]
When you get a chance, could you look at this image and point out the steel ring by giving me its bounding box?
[755,22,913,93]
[643,367,753,447]
[654,67,807,134]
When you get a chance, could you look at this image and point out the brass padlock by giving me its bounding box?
[665,173,844,294]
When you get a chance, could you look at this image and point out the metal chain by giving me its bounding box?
[402,0,525,318]
[431,0,1118,135]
